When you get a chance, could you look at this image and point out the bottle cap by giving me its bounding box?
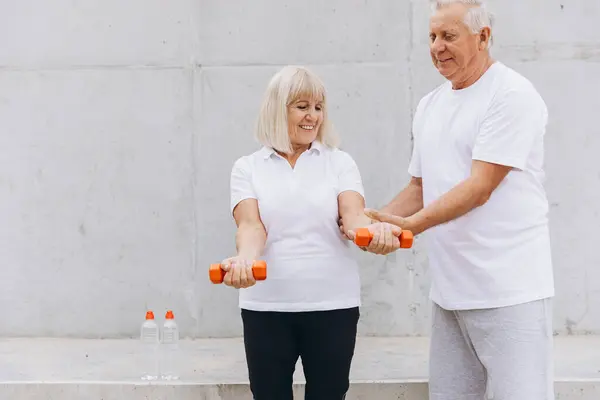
[165,310,174,319]
[145,310,155,320]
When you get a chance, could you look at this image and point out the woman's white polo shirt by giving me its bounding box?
[230,140,365,312]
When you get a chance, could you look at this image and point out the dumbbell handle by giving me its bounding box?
[209,260,267,284]
[353,227,414,249]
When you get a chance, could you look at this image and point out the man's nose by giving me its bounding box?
[431,38,445,54]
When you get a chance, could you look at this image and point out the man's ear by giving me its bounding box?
[479,27,491,49]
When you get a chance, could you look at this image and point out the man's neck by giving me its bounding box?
[452,56,495,90]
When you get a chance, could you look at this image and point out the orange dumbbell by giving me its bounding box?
[209,260,267,284]
[353,227,414,249]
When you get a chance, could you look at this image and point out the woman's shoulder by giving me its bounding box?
[232,146,271,169]
[323,145,358,165]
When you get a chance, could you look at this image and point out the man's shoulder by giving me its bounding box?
[487,63,547,117]
[492,63,543,99]
[416,81,449,110]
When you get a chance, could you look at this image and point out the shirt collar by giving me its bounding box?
[260,140,323,160]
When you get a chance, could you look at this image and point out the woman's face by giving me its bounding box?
[287,96,323,148]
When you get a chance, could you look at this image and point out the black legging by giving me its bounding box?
[241,307,360,400]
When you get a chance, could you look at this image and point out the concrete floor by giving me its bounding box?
[0,336,599,399]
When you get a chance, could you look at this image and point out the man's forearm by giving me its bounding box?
[406,177,489,235]
[380,180,424,217]
[236,223,267,260]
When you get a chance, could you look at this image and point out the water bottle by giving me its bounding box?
[161,310,180,380]
[140,310,160,380]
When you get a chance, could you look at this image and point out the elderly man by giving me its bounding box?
[348,0,555,399]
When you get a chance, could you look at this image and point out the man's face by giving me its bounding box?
[429,3,487,84]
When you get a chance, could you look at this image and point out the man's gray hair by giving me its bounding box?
[431,0,495,46]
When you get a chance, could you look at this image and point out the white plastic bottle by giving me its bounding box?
[140,310,160,380]
[161,310,180,380]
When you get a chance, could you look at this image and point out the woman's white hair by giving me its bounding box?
[254,65,339,154]
[431,0,495,46]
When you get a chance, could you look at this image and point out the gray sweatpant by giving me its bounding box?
[429,298,554,400]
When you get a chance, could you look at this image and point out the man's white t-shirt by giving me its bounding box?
[409,62,555,310]
[230,140,364,312]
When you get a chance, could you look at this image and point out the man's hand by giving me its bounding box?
[221,256,257,289]
[364,208,410,231]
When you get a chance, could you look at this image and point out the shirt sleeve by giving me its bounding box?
[230,156,256,213]
[472,86,548,170]
[407,135,422,178]
[407,96,426,178]
[335,150,365,199]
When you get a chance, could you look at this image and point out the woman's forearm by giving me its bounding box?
[338,191,374,235]
[342,211,373,233]
[236,222,267,260]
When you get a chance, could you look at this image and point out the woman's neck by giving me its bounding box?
[276,142,311,168]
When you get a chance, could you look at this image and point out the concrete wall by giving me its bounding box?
[1,0,598,338]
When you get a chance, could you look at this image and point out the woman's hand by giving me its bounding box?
[221,256,257,289]
[338,217,351,240]
[347,221,402,255]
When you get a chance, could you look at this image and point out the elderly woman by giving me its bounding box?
[220,65,400,400]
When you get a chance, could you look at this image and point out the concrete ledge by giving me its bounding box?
[2,382,600,400]
[0,383,430,400]
[1,336,599,399]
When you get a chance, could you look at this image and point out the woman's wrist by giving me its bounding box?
[237,249,260,261]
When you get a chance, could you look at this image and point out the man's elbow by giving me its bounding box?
[471,180,495,207]
[474,190,492,207]
[469,160,511,208]
[467,176,495,208]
